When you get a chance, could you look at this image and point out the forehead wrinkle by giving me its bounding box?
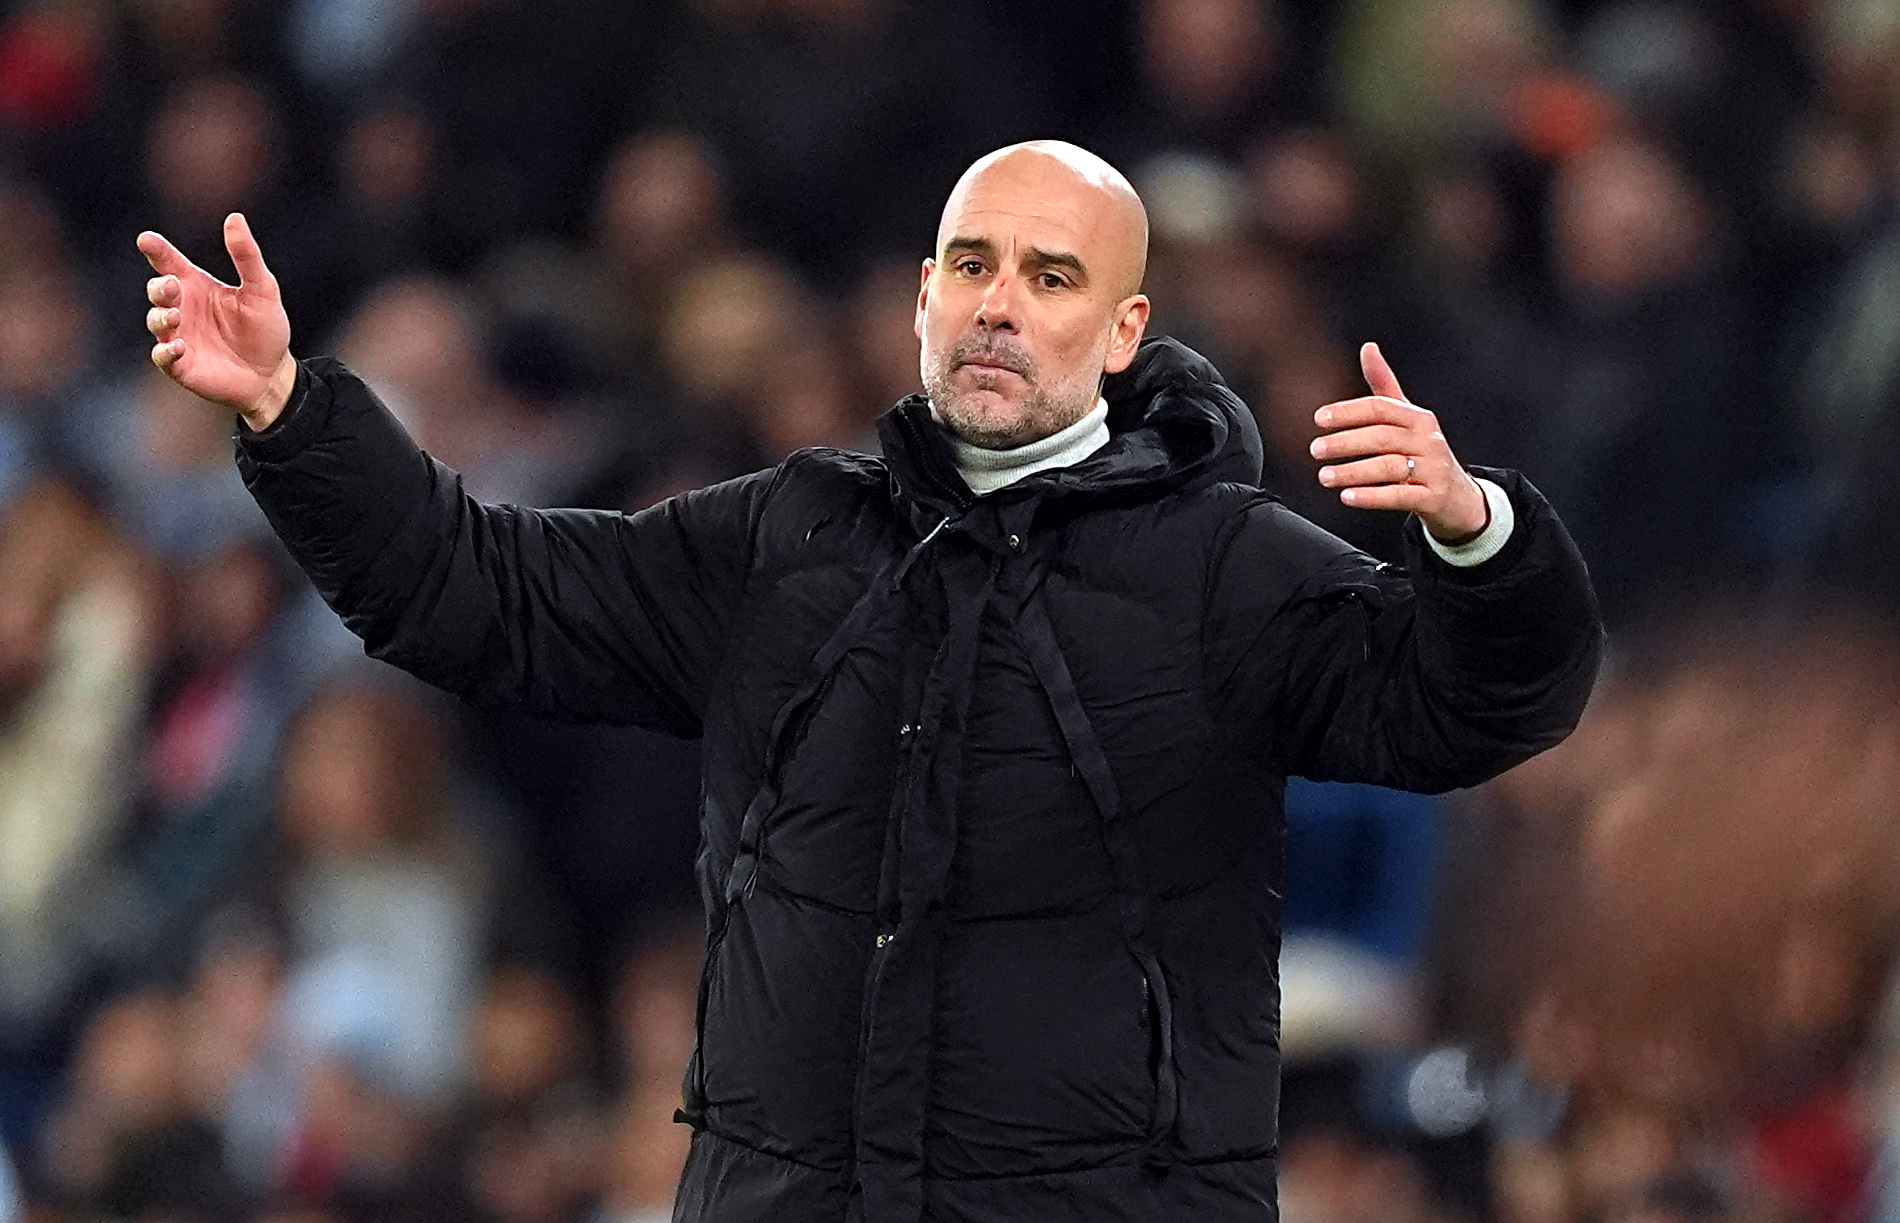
[942,234,995,257]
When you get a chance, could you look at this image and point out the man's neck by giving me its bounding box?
[938,399,1111,495]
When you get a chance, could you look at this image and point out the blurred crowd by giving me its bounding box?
[2,0,1900,1219]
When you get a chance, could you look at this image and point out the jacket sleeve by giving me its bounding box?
[235,357,769,734]
[1203,466,1604,792]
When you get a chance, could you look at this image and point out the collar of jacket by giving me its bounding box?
[876,335,1264,525]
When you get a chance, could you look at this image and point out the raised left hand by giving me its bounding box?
[138,213,297,430]
[1309,342,1488,543]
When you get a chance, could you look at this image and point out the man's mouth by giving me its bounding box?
[958,352,1028,377]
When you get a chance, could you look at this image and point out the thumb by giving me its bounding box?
[1360,341,1409,403]
[223,213,277,291]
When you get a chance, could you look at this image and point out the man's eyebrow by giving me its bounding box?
[942,237,1089,283]
[1025,247,1088,282]
[943,235,996,259]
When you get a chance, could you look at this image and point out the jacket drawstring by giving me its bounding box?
[721,514,953,910]
[1014,578,1181,1167]
[681,516,954,1125]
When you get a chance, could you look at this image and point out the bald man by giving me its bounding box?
[141,141,1599,1221]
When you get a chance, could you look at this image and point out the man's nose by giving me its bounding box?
[974,272,1019,332]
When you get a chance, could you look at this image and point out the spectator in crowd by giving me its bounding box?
[215,677,496,1212]
[1530,132,1750,624]
[586,129,737,392]
[327,98,484,307]
[1784,117,1900,603]
[418,964,607,1223]
[119,533,322,957]
[35,987,236,1219]
[136,72,345,342]
[0,254,112,482]
[0,477,159,1148]
[374,0,648,248]
[647,0,1041,287]
[1093,0,1314,170]
[329,275,581,505]
[595,923,701,1223]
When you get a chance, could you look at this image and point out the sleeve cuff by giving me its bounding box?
[234,359,328,463]
[1424,477,1515,568]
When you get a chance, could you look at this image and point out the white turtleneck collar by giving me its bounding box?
[935,398,1112,495]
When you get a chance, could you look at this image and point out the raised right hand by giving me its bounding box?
[1309,342,1490,544]
[138,212,297,431]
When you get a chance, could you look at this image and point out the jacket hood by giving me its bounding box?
[879,336,1263,516]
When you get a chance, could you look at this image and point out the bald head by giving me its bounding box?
[936,141,1149,300]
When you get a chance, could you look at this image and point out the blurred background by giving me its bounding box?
[0,0,1898,1219]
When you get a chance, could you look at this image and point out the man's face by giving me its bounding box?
[916,148,1149,450]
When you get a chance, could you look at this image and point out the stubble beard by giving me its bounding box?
[923,336,1099,451]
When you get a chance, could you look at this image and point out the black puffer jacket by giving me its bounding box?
[237,337,1601,1223]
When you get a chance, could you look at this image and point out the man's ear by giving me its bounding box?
[913,258,935,340]
[1101,295,1151,375]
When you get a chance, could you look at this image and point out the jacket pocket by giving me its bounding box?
[1134,947,1179,1163]
[925,912,1155,1179]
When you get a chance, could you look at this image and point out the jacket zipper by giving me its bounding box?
[896,408,976,514]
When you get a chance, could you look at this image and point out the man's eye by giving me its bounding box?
[1039,273,1068,290]
[957,260,986,276]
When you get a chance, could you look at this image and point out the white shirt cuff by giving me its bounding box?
[1423,477,1514,568]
